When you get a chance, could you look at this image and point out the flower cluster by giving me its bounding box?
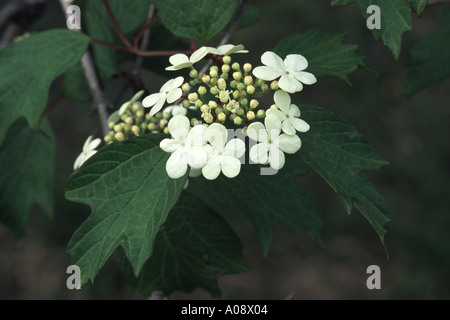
[77,44,316,179]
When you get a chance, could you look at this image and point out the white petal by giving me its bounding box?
[261,51,285,70]
[294,71,317,85]
[169,53,189,66]
[170,76,185,89]
[268,147,285,170]
[206,123,227,149]
[142,93,161,108]
[87,138,101,151]
[217,44,234,55]
[273,90,291,113]
[166,87,182,104]
[118,101,131,115]
[168,116,190,142]
[190,46,209,63]
[82,136,93,151]
[202,162,221,180]
[160,138,179,153]
[281,120,296,136]
[252,66,283,81]
[264,114,282,133]
[166,62,193,71]
[290,117,310,133]
[172,105,187,116]
[224,138,245,158]
[73,154,84,170]
[278,133,301,154]
[249,143,268,164]
[278,75,303,93]
[148,97,165,117]
[207,47,220,55]
[284,54,308,71]
[187,147,207,169]
[83,150,97,162]
[166,149,188,179]
[186,125,207,147]
[289,104,301,117]
[130,90,145,103]
[266,108,284,122]
[221,156,241,178]
[247,121,266,142]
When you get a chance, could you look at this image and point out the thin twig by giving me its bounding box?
[91,39,190,57]
[200,0,249,74]
[101,0,133,48]
[59,0,110,137]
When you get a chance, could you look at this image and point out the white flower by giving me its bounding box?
[247,115,302,170]
[73,135,101,170]
[165,47,210,71]
[208,44,248,56]
[252,51,317,93]
[160,115,208,179]
[142,76,184,117]
[163,104,187,116]
[118,90,144,116]
[266,90,310,135]
[202,123,245,180]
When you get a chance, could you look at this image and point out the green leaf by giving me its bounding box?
[65,134,187,285]
[63,62,91,102]
[85,12,117,82]
[190,155,321,256]
[152,0,242,42]
[331,0,412,59]
[0,118,55,235]
[86,0,152,37]
[410,0,427,17]
[274,29,366,84]
[119,193,249,297]
[299,105,390,246]
[234,5,263,30]
[404,15,450,95]
[0,29,89,144]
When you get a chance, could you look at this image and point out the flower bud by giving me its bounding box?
[220,73,229,80]
[108,122,115,129]
[188,92,199,102]
[232,62,240,71]
[210,86,219,96]
[233,116,243,126]
[229,114,237,121]
[246,111,255,121]
[189,69,198,78]
[270,80,279,91]
[218,90,231,103]
[162,111,171,120]
[236,107,245,117]
[132,125,140,135]
[230,80,238,89]
[202,75,211,84]
[210,77,217,86]
[182,83,191,93]
[221,64,230,74]
[136,110,144,118]
[141,123,148,131]
[209,69,218,78]
[244,75,253,86]
[160,119,168,128]
[104,135,112,143]
[132,102,142,112]
[217,112,226,122]
[232,90,240,100]
[147,123,156,131]
[203,112,214,124]
[200,104,209,113]
[237,83,246,91]
[208,100,218,109]
[240,98,248,106]
[163,127,169,135]
[256,109,266,119]
[217,78,227,90]
[261,83,269,92]
[198,86,207,96]
[114,124,122,133]
[223,55,231,64]
[195,100,203,108]
[232,72,242,81]
[191,118,199,127]
[243,63,252,73]
[182,99,191,108]
[270,104,279,109]
[125,117,133,125]
[247,85,256,95]
[249,99,259,110]
[215,107,223,115]
[115,132,125,141]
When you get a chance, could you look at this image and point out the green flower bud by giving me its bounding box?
[162,127,169,134]
[145,112,152,120]
[195,100,203,108]
[209,69,218,78]
[188,92,199,102]
[189,69,198,78]
[125,117,133,125]
[163,111,171,120]
[217,78,227,90]
[108,121,115,129]
[115,132,125,141]
[232,62,240,71]
[223,55,231,64]
[210,86,219,96]
[230,80,238,89]
[182,99,191,108]
[220,73,229,80]
[221,64,230,74]
[202,75,211,84]
[255,78,264,87]
[229,114,237,121]
[147,123,156,131]
[160,119,168,128]
[210,77,217,86]
[200,104,209,113]
[270,80,279,91]
[249,99,259,110]
[217,112,226,122]
[237,83,246,91]
[243,63,252,73]
[246,111,255,121]
[198,86,207,96]
[114,124,122,133]
[104,135,112,143]
[256,109,266,119]
[203,113,214,124]
[189,80,197,87]
[136,110,144,118]
[215,107,223,115]
[233,116,243,126]
[132,102,142,112]
[132,125,140,135]
[240,98,248,106]
[247,85,256,95]
[261,83,269,92]
[141,123,148,131]
[270,104,279,109]
[232,72,242,81]
[236,107,245,117]
[182,83,191,93]
[210,65,219,72]
[191,118,199,127]
[233,90,241,100]
[208,100,218,109]
[244,75,253,86]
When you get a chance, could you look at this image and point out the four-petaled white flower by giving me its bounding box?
[247,115,302,170]
[266,90,310,135]
[163,104,187,117]
[73,135,102,170]
[166,47,210,71]
[202,123,245,180]
[160,115,208,179]
[253,51,317,94]
[118,90,144,116]
[143,76,184,117]
[208,44,248,56]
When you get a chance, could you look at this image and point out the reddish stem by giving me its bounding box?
[101,0,133,48]
[91,39,191,57]
[134,20,153,48]
[44,93,65,117]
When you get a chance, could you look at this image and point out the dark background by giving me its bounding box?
[0,0,449,299]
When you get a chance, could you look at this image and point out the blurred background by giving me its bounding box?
[0,0,449,299]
